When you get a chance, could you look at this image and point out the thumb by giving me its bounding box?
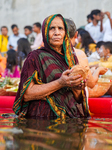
[63,69,72,75]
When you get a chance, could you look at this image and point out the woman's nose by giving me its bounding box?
[54,28,60,35]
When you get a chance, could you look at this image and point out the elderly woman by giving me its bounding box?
[13,14,89,119]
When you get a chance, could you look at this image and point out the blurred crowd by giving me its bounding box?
[76,9,112,74]
[0,22,43,77]
[0,9,112,78]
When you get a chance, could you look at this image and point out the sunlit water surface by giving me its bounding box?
[0,113,112,150]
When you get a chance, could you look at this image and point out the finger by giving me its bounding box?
[70,66,76,71]
[63,69,72,75]
[71,77,83,84]
[72,86,81,90]
[69,75,82,81]
[70,81,81,87]
[79,84,85,90]
[84,79,87,83]
[74,85,84,90]
[71,80,83,86]
[83,80,87,87]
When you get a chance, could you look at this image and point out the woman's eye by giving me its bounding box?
[59,27,63,30]
[49,27,55,30]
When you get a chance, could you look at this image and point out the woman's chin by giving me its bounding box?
[50,42,63,47]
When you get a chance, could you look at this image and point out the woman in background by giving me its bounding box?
[17,38,31,70]
[78,30,96,56]
[3,49,20,78]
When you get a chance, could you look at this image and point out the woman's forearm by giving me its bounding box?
[24,79,63,102]
[24,69,86,102]
[87,68,100,88]
[92,68,100,82]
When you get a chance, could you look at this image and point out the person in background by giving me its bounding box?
[79,14,92,30]
[17,38,31,70]
[87,14,92,24]
[89,42,112,68]
[75,28,84,49]
[97,41,112,92]
[0,26,8,57]
[101,11,112,42]
[85,9,103,43]
[31,22,43,50]
[65,18,107,88]
[24,26,35,45]
[9,44,14,50]
[77,29,96,56]
[8,24,26,51]
[0,54,6,76]
[88,41,104,63]
[3,49,20,78]
[100,42,112,62]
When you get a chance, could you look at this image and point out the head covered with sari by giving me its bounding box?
[42,14,78,68]
[13,14,89,119]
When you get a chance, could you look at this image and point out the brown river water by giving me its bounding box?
[0,113,112,150]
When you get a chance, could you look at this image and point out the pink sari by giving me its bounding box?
[3,66,20,78]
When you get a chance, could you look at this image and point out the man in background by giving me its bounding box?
[24,26,35,45]
[101,11,112,42]
[87,14,92,24]
[85,9,103,43]
[0,26,8,57]
[8,24,26,51]
[79,14,92,29]
[31,22,43,50]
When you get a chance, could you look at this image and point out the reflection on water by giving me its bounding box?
[0,113,112,150]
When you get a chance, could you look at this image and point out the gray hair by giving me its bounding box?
[65,18,76,38]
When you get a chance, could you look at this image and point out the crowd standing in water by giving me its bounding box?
[0,9,112,118]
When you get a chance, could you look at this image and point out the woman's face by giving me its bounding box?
[49,17,65,48]
[77,34,82,43]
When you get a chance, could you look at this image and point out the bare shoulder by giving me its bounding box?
[74,48,87,60]
[74,48,88,67]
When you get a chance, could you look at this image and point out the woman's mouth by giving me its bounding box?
[53,38,61,41]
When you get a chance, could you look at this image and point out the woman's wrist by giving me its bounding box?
[57,78,64,88]
[57,77,67,88]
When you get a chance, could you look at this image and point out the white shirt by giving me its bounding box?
[31,33,43,50]
[87,51,100,63]
[8,33,26,50]
[103,18,112,42]
[85,22,104,43]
